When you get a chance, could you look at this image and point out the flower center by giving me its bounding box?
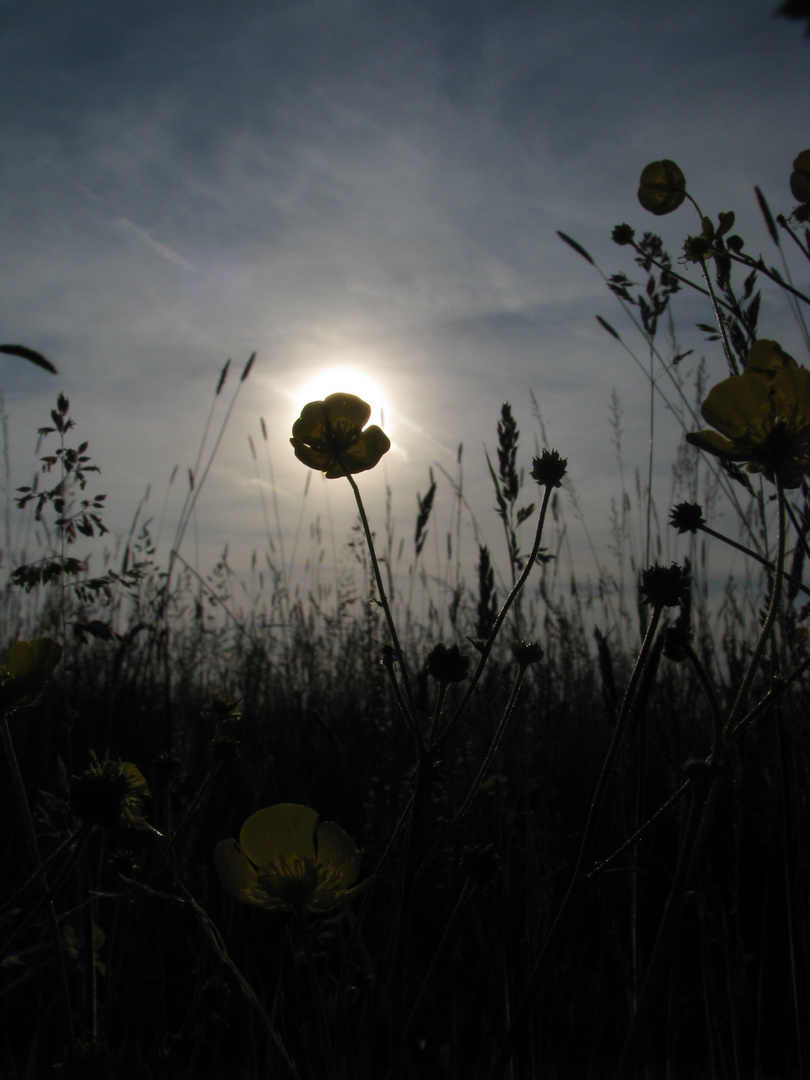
[258,856,319,904]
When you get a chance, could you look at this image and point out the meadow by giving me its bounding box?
[1,153,810,1080]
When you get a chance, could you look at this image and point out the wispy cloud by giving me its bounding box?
[1,0,806,585]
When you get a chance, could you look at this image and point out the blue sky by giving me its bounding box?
[1,1,807,617]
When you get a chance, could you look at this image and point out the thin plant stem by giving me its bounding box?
[697,521,810,600]
[344,470,418,731]
[0,822,91,960]
[419,663,528,877]
[402,877,476,1039]
[698,255,739,375]
[618,477,787,1075]
[487,598,667,1080]
[297,906,338,1080]
[443,481,554,742]
[725,478,787,735]
[1,710,75,1052]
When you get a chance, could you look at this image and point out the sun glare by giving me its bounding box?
[293,366,390,433]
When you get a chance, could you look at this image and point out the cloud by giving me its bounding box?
[0,0,807,603]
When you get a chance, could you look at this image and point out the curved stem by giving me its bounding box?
[419,664,527,878]
[345,472,417,731]
[727,250,810,306]
[618,478,787,1074]
[724,477,787,737]
[698,521,810,600]
[698,255,739,375]
[684,638,724,764]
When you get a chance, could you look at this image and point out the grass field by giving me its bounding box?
[2,155,810,1079]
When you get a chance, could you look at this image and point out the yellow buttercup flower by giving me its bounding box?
[637,159,687,216]
[214,803,372,913]
[686,341,810,489]
[0,637,62,712]
[291,393,390,478]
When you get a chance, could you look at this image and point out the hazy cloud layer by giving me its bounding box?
[1,0,806,603]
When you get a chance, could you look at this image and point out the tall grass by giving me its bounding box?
[2,154,810,1079]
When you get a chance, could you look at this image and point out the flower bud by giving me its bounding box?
[426,643,470,684]
[612,223,635,246]
[530,449,567,488]
[510,640,544,667]
[639,562,690,609]
[637,160,686,216]
[668,502,705,535]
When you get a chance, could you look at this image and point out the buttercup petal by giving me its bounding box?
[323,392,371,430]
[292,400,331,445]
[322,426,391,478]
[685,429,747,460]
[291,440,335,472]
[316,821,362,888]
[239,804,318,868]
[213,839,263,904]
[8,638,62,682]
[773,366,810,427]
[700,375,771,440]
[2,637,62,709]
[745,340,798,377]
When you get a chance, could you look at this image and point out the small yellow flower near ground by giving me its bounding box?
[637,159,687,216]
[290,393,390,478]
[0,637,62,712]
[686,340,810,488]
[214,803,372,913]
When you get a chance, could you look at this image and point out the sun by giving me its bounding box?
[293,366,390,433]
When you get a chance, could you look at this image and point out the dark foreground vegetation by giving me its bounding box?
[2,152,810,1079]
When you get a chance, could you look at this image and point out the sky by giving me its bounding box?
[1,0,808,624]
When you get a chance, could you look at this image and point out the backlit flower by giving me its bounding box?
[291,393,390,478]
[685,342,810,488]
[0,637,62,712]
[214,803,372,913]
[637,160,686,216]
